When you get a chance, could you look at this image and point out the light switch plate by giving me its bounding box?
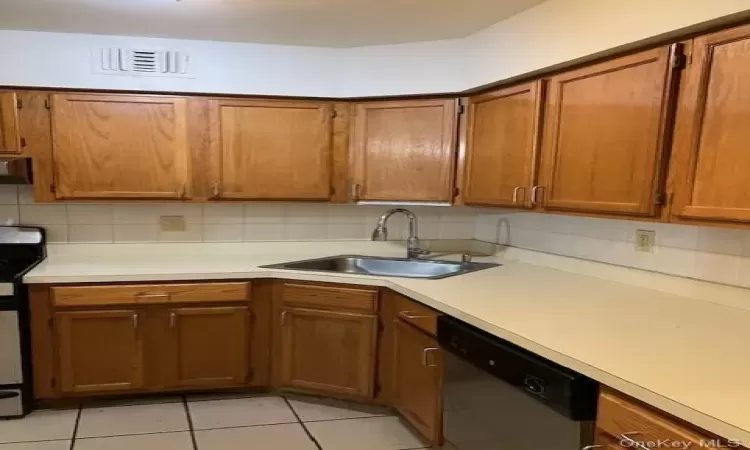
[635,229,655,252]
[160,215,186,232]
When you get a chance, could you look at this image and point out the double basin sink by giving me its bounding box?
[261,255,500,280]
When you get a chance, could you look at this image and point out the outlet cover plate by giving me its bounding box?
[635,229,655,252]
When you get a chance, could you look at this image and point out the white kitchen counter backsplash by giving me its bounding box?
[6,186,478,244]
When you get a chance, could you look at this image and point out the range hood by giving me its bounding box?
[0,159,32,185]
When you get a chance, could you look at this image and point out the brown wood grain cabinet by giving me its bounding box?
[392,319,443,446]
[208,99,334,200]
[50,93,191,199]
[277,306,378,399]
[56,309,144,394]
[539,46,680,217]
[350,99,459,203]
[0,91,21,154]
[167,306,251,387]
[464,81,544,208]
[670,24,750,224]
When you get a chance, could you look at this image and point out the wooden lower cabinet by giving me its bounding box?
[56,309,144,394]
[277,306,378,399]
[168,306,251,387]
[392,319,443,445]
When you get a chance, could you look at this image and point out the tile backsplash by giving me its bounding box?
[6,186,477,244]
[475,210,750,289]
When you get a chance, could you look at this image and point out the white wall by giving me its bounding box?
[0,0,748,96]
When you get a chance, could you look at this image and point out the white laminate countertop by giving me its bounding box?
[23,241,750,445]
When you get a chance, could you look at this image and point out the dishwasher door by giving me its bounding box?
[443,350,593,450]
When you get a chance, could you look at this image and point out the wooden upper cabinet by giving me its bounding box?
[350,99,458,202]
[540,46,679,216]
[278,306,378,399]
[209,99,333,200]
[464,81,544,207]
[50,93,191,199]
[671,24,750,223]
[56,310,143,393]
[169,306,251,387]
[0,92,21,155]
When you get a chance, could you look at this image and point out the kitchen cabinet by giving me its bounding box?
[463,81,544,208]
[168,306,251,387]
[274,282,379,399]
[0,91,21,154]
[50,93,191,199]
[594,388,736,449]
[208,99,334,200]
[392,319,443,445]
[539,46,680,217]
[350,99,458,203]
[670,24,750,224]
[56,309,144,394]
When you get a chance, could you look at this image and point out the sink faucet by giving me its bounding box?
[371,208,430,259]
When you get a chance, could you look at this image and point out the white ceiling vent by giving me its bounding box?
[94,47,193,78]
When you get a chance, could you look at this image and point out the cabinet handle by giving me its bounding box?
[211,182,221,199]
[398,311,432,321]
[136,293,170,299]
[512,186,525,204]
[132,313,139,329]
[422,347,439,367]
[350,183,361,201]
[530,185,542,205]
[169,312,176,328]
[281,310,288,326]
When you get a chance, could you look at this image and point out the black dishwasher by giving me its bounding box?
[437,315,599,450]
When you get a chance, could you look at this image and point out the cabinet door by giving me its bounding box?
[209,99,333,200]
[392,319,443,444]
[51,94,190,199]
[671,25,750,223]
[169,306,251,387]
[464,81,543,207]
[351,99,458,202]
[0,92,21,154]
[279,307,377,399]
[56,310,143,393]
[540,46,678,216]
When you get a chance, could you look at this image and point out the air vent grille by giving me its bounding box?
[95,47,192,78]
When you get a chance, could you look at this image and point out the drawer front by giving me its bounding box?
[281,283,378,313]
[393,294,440,337]
[52,283,250,307]
[597,389,710,447]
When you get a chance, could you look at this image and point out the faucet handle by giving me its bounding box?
[461,253,473,264]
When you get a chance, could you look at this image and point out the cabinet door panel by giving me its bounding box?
[171,306,250,386]
[210,100,333,200]
[351,99,458,202]
[279,307,377,399]
[541,47,675,215]
[393,320,443,445]
[51,94,190,199]
[464,81,543,207]
[672,24,750,222]
[56,310,143,393]
[0,92,21,154]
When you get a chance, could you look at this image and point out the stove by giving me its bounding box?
[0,226,45,419]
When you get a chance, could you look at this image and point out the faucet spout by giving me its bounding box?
[371,208,429,259]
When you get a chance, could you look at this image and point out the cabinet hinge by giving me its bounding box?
[331,109,338,119]
[20,137,27,148]
[44,98,51,109]
[373,381,382,397]
[16,98,22,109]
[453,187,460,198]
[50,184,56,194]
[457,104,465,114]
[670,43,687,70]
[655,192,668,206]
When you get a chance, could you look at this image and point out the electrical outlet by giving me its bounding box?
[160,215,186,232]
[635,229,655,252]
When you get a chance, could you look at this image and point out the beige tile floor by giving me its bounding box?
[0,394,431,450]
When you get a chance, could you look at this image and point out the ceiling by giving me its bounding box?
[0,0,546,47]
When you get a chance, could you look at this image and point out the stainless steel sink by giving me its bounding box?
[261,255,500,280]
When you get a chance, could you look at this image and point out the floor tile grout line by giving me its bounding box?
[282,396,323,450]
[74,429,194,441]
[182,397,199,450]
[69,406,82,450]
